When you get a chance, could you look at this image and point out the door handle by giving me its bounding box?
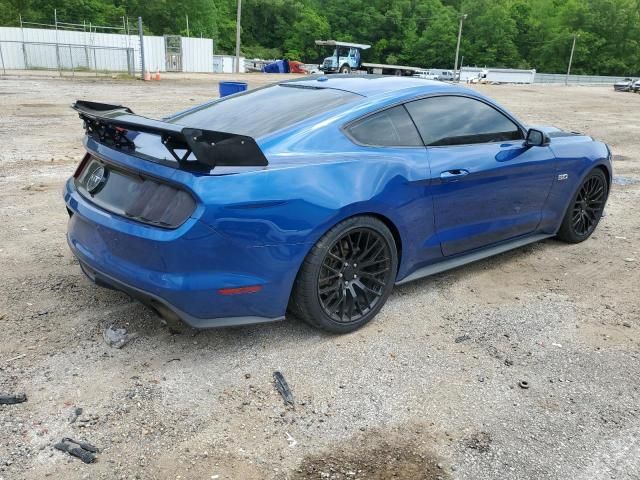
[440,169,469,181]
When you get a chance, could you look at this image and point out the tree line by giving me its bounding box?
[2,0,639,75]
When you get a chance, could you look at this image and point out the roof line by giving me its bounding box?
[280,83,367,97]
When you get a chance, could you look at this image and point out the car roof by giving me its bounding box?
[280,74,462,98]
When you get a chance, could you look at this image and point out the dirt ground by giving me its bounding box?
[0,73,639,480]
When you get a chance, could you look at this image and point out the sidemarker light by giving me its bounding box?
[218,285,262,296]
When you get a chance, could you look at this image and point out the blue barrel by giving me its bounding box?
[219,81,248,97]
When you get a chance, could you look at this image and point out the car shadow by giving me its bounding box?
[80,237,564,350]
[108,293,336,348]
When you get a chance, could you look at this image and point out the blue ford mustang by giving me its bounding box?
[64,76,612,333]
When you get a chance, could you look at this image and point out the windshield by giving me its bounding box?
[331,47,351,57]
[169,84,361,138]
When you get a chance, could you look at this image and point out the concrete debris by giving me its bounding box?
[103,325,138,349]
[286,431,298,448]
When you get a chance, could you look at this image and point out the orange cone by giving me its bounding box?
[155,69,161,81]
[143,70,151,81]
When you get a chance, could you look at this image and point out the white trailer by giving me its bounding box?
[360,62,422,76]
[459,67,536,84]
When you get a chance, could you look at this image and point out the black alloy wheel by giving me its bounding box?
[557,168,608,243]
[290,216,397,333]
[572,175,606,236]
[318,228,392,323]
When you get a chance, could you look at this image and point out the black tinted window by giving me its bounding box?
[347,105,423,147]
[405,96,523,146]
[169,85,360,138]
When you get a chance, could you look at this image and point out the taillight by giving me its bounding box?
[73,153,91,178]
[75,156,196,229]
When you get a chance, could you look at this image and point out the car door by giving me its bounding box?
[349,48,361,69]
[405,95,557,257]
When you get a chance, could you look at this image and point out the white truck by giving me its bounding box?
[315,40,422,76]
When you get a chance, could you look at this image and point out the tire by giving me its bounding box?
[339,64,351,74]
[289,216,398,333]
[556,168,608,243]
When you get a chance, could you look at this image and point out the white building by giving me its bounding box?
[0,26,213,73]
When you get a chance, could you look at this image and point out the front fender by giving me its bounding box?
[541,139,612,233]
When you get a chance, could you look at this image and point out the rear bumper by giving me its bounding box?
[74,254,284,328]
[64,177,303,328]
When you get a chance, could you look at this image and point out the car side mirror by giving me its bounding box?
[526,128,550,147]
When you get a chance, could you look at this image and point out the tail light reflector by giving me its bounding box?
[218,285,262,296]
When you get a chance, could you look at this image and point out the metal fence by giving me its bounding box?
[0,13,213,77]
[456,67,629,85]
[534,72,630,85]
[0,40,134,75]
[0,14,139,77]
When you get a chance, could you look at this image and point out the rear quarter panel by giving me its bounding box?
[191,150,436,282]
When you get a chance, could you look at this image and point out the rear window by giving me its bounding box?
[346,105,423,147]
[169,84,361,138]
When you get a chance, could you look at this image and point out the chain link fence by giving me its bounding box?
[0,39,134,76]
[1,17,213,78]
[0,13,140,77]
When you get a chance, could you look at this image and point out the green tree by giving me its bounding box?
[2,0,639,75]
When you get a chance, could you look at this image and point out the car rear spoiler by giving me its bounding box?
[71,100,268,170]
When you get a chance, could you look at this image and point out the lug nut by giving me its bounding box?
[338,273,343,277]
[353,263,357,267]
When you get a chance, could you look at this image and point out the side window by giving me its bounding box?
[346,105,423,147]
[405,96,523,146]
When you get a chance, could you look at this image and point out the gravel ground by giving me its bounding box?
[0,73,639,480]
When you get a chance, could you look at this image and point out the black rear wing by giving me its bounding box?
[71,100,268,170]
